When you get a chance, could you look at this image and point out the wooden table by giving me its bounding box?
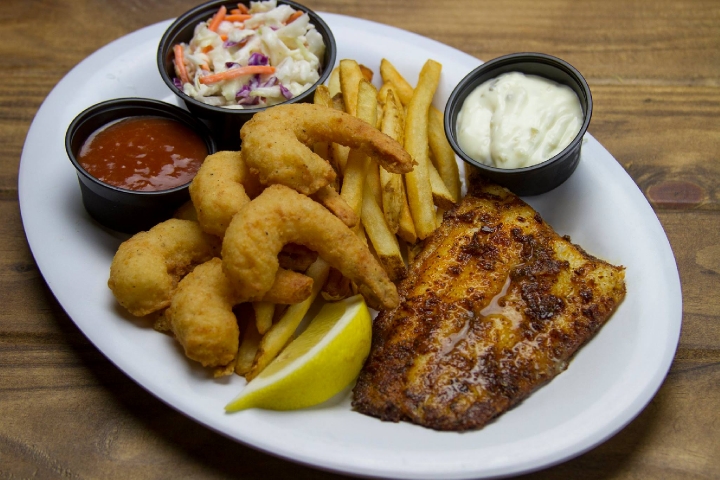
[2,0,717,478]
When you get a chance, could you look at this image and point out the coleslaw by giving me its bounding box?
[173,1,325,109]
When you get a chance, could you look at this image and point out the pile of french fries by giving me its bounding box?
[322,57,461,275]
[233,58,461,380]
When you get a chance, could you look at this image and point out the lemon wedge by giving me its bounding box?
[225,295,372,412]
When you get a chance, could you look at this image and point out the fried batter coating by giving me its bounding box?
[166,258,240,367]
[189,151,262,237]
[222,185,399,310]
[166,258,312,368]
[108,217,311,319]
[277,243,319,272]
[240,104,414,195]
[108,219,221,317]
[310,184,358,227]
[260,268,313,304]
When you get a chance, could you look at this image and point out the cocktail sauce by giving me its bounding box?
[78,116,207,191]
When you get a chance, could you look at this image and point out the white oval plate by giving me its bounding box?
[19,13,682,480]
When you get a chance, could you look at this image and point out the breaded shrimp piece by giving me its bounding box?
[108,219,221,317]
[166,259,313,368]
[310,184,359,228]
[261,268,313,304]
[222,185,399,310]
[240,103,415,195]
[166,258,239,368]
[189,151,262,237]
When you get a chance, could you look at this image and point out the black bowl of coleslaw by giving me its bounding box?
[158,0,336,149]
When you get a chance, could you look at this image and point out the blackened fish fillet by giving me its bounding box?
[352,177,626,431]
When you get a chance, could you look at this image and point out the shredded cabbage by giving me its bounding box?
[174,0,325,108]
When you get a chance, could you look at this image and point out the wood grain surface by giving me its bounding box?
[1,0,718,478]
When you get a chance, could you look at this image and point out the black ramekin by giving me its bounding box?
[157,0,337,150]
[444,53,593,196]
[65,98,217,233]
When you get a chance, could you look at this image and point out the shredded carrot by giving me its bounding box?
[202,45,214,54]
[236,3,250,14]
[225,14,252,22]
[208,5,227,32]
[230,9,241,14]
[173,45,190,85]
[200,64,210,71]
[220,34,228,41]
[286,11,303,24]
[199,65,276,85]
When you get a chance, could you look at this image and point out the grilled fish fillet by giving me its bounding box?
[352,177,626,431]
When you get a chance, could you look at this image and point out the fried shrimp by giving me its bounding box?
[240,103,415,195]
[166,258,313,368]
[310,185,358,227]
[166,258,239,368]
[189,151,262,237]
[108,219,221,317]
[222,185,400,310]
[261,268,313,304]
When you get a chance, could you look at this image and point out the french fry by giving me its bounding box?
[359,64,374,82]
[380,58,414,106]
[378,81,402,106]
[341,154,368,217]
[427,156,456,210]
[380,88,415,243]
[329,93,350,174]
[436,208,446,229]
[328,66,341,97]
[313,84,333,107]
[253,301,274,335]
[312,85,334,174]
[428,106,461,202]
[331,92,345,111]
[379,170,402,234]
[366,159,383,206]
[339,59,364,117]
[397,180,417,244]
[332,145,350,175]
[404,59,442,240]
[356,79,378,126]
[361,180,407,282]
[379,88,405,145]
[235,317,262,376]
[245,259,330,381]
[379,90,405,234]
[340,80,378,217]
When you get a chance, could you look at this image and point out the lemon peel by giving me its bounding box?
[226,295,371,411]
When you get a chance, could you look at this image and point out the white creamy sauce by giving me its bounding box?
[456,71,583,169]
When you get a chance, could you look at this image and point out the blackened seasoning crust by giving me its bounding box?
[352,176,626,431]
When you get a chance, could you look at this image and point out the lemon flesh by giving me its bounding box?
[226,295,372,411]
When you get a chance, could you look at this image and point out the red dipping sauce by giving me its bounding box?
[78,116,207,191]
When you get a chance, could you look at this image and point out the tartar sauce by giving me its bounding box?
[456,71,583,169]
